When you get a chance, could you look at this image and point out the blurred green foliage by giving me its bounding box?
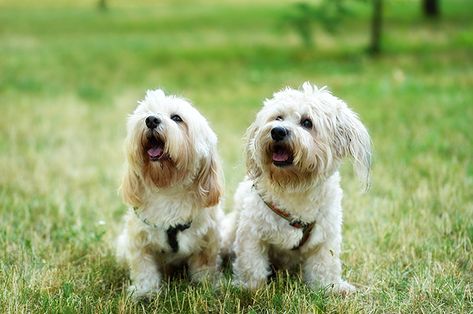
[282,0,350,47]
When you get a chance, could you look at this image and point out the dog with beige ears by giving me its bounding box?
[222,82,371,294]
[116,89,224,299]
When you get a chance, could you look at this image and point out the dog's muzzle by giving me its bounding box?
[145,131,165,161]
[269,127,293,167]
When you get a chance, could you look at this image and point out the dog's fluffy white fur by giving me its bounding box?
[222,82,371,294]
[116,89,224,299]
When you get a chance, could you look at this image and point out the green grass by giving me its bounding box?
[1,0,472,312]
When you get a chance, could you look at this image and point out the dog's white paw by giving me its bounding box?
[331,280,356,296]
[190,267,221,284]
[231,277,266,291]
[128,277,161,300]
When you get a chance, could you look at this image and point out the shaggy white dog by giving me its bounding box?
[222,82,371,294]
[116,89,223,299]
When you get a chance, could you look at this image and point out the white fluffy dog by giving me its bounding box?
[116,89,223,299]
[222,82,371,294]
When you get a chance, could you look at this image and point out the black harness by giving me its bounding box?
[166,222,192,252]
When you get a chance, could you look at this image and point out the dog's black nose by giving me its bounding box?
[271,126,289,141]
[145,116,160,129]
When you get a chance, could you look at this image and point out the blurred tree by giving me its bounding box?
[283,0,387,55]
[282,0,348,48]
[423,0,440,18]
[98,0,107,11]
[368,0,383,55]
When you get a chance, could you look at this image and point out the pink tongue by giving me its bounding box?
[272,150,289,162]
[147,146,164,158]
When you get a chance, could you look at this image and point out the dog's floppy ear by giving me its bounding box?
[195,150,223,208]
[334,107,372,190]
[120,167,144,208]
[245,122,262,179]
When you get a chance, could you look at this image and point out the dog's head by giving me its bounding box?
[121,89,222,208]
[246,82,371,191]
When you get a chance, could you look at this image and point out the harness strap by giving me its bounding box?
[293,221,315,250]
[133,207,192,253]
[166,222,192,253]
[253,185,316,250]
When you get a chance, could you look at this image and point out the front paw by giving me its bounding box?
[128,277,161,300]
[330,280,356,296]
[232,276,266,290]
[190,267,220,284]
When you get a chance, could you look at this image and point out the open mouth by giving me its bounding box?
[271,144,294,167]
[145,135,165,161]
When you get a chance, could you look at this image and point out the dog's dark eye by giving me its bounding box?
[301,118,312,129]
[171,114,183,123]
[275,116,284,121]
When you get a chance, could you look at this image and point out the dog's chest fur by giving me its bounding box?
[236,173,342,253]
[132,191,214,263]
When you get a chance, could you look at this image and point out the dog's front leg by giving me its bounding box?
[188,228,220,283]
[233,231,270,290]
[128,246,162,300]
[302,245,355,295]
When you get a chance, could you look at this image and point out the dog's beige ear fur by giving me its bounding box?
[120,167,144,208]
[245,122,262,179]
[334,108,372,190]
[195,151,223,208]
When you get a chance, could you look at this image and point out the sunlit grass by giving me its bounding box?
[0,0,472,313]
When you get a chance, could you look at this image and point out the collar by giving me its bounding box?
[133,207,159,228]
[133,207,192,253]
[252,185,316,250]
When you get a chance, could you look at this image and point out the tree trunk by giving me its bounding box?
[423,0,439,18]
[369,0,382,55]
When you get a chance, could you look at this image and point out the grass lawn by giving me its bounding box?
[0,0,472,312]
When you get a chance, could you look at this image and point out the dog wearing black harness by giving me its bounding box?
[116,89,224,300]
